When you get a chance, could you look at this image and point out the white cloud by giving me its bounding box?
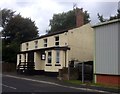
[0,0,119,35]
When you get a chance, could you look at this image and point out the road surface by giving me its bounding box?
[1,74,115,93]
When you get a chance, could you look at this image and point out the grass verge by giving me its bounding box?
[63,80,120,90]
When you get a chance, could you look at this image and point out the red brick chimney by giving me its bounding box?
[76,8,84,27]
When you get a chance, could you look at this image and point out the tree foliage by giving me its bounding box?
[109,9,120,20]
[1,8,15,28]
[97,13,106,22]
[3,15,38,43]
[48,8,90,33]
[97,9,120,22]
[1,9,39,63]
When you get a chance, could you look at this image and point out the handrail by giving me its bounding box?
[17,62,35,70]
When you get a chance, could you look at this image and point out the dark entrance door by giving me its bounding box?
[27,52,34,69]
[28,52,34,62]
[27,52,35,74]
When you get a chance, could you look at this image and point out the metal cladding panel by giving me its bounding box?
[118,22,120,75]
[95,22,119,75]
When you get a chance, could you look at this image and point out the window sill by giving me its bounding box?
[55,64,61,66]
[46,64,52,66]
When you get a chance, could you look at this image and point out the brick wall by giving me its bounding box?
[76,8,84,27]
[96,74,120,87]
[58,67,79,80]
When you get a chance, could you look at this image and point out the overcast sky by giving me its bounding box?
[0,0,119,35]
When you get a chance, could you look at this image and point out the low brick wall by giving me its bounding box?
[69,68,79,80]
[96,74,120,87]
[2,63,16,72]
[58,67,79,80]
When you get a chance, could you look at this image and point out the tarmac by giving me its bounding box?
[2,72,120,94]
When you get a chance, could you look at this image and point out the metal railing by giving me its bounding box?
[17,62,35,74]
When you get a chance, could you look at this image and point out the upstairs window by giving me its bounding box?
[55,36,59,46]
[44,39,47,47]
[35,41,38,48]
[26,43,29,50]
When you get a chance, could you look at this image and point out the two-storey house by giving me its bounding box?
[17,8,94,75]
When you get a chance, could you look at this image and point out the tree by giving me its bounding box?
[1,9,15,28]
[3,15,39,43]
[1,9,39,63]
[97,9,120,22]
[97,13,106,22]
[109,9,120,20]
[48,8,90,33]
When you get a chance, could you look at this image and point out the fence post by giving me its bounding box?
[82,62,84,83]
[68,61,70,80]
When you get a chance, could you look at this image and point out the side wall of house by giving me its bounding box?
[67,23,94,62]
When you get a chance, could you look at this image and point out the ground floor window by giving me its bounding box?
[48,52,52,63]
[56,50,60,63]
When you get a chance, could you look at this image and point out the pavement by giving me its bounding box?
[1,72,120,94]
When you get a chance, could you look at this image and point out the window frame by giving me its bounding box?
[26,43,29,50]
[47,51,52,64]
[35,40,38,48]
[56,50,60,64]
[44,39,47,47]
[55,36,59,46]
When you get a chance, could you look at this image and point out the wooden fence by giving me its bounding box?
[2,63,16,72]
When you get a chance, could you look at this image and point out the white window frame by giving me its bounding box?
[47,51,52,63]
[56,50,60,64]
[44,39,47,47]
[26,43,29,50]
[55,36,59,46]
[35,40,38,48]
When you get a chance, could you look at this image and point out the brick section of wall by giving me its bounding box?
[96,74,120,87]
[76,8,84,27]
[58,67,79,80]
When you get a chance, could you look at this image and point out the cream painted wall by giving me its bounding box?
[34,52,45,70]
[17,54,19,66]
[67,24,94,62]
[21,54,24,63]
[21,32,68,52]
